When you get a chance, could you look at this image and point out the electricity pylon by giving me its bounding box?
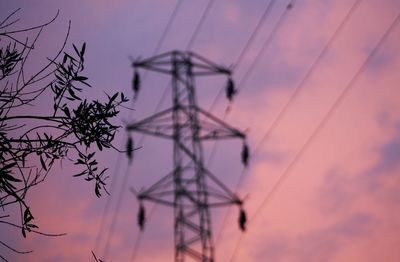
[127,51,249,262]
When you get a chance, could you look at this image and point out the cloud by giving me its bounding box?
[367,123,400,176]
[293,212,374,262]
[3,0,400,261]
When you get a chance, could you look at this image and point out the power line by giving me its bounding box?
[101,1,217,260]
[186,0,215,50]
[96,0,184,258]
[126,51,246,261]
[208,0,293,168]
[229,10,400,262]
[252,7,400,227]
[129,202,158,261]
[214,0,362,246]
[209,0,277,112]
[220,0,363,256]
[153,0,184,55]
[144,0,216,123]
[207,0,292,180]
[139,0,184,83]
[129,228,143,262]
[238,0,362,196]
[129,2,217,260]
[213,0,294,245]
[233,0,277,70]
[237,1,294,90]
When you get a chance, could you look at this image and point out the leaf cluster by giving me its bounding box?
[0,43,22,79]
[0,9,130,260]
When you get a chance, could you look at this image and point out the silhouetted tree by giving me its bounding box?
[0,9,131,260]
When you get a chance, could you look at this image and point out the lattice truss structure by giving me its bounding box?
[126,51,249,262]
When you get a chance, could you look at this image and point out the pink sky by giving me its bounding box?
[1,0,400,261]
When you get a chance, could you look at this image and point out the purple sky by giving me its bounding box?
[1,0,400,261]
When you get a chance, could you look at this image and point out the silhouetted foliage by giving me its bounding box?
[0,9,130,260]
[92,251,105,262]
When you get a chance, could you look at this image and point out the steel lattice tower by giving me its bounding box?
[127,51,248,262]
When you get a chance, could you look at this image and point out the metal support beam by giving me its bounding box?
[127,50,248,262]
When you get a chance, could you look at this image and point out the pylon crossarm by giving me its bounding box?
[141,189,204,204]
[206,194,241,206]
[141,172,174,195]
[140,188,237,209]
[198,124,241,140]
[133,50,172,67]
[127,103,245,141]
[134,50,231,77]
[189,51,231,74]
[138,165,191,195]
[203,168,241,203]
[191,64,228,75]
[126,107,173,129]
[176,105,243,141]
[139,195,207,208]
[189,61,221,71]
[191,70,228,76]
[134,64,226,77]
[126,107,175,139]
[137,60,171,67]
[137,65,172,75]
[142,190,176,199]
[139,187,204,208]
[184,189,234,205]
[127,127,173,139]
[205,187,237,202]
[199,131,244,140]
[195,106,245,139]
[139,196,175,206]
[208,201,239,208]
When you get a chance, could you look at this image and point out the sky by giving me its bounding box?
[1,0,400,261]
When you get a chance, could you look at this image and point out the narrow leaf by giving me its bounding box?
[80,42,86,57]
[40,155,47,171]
[73,44,79,56]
